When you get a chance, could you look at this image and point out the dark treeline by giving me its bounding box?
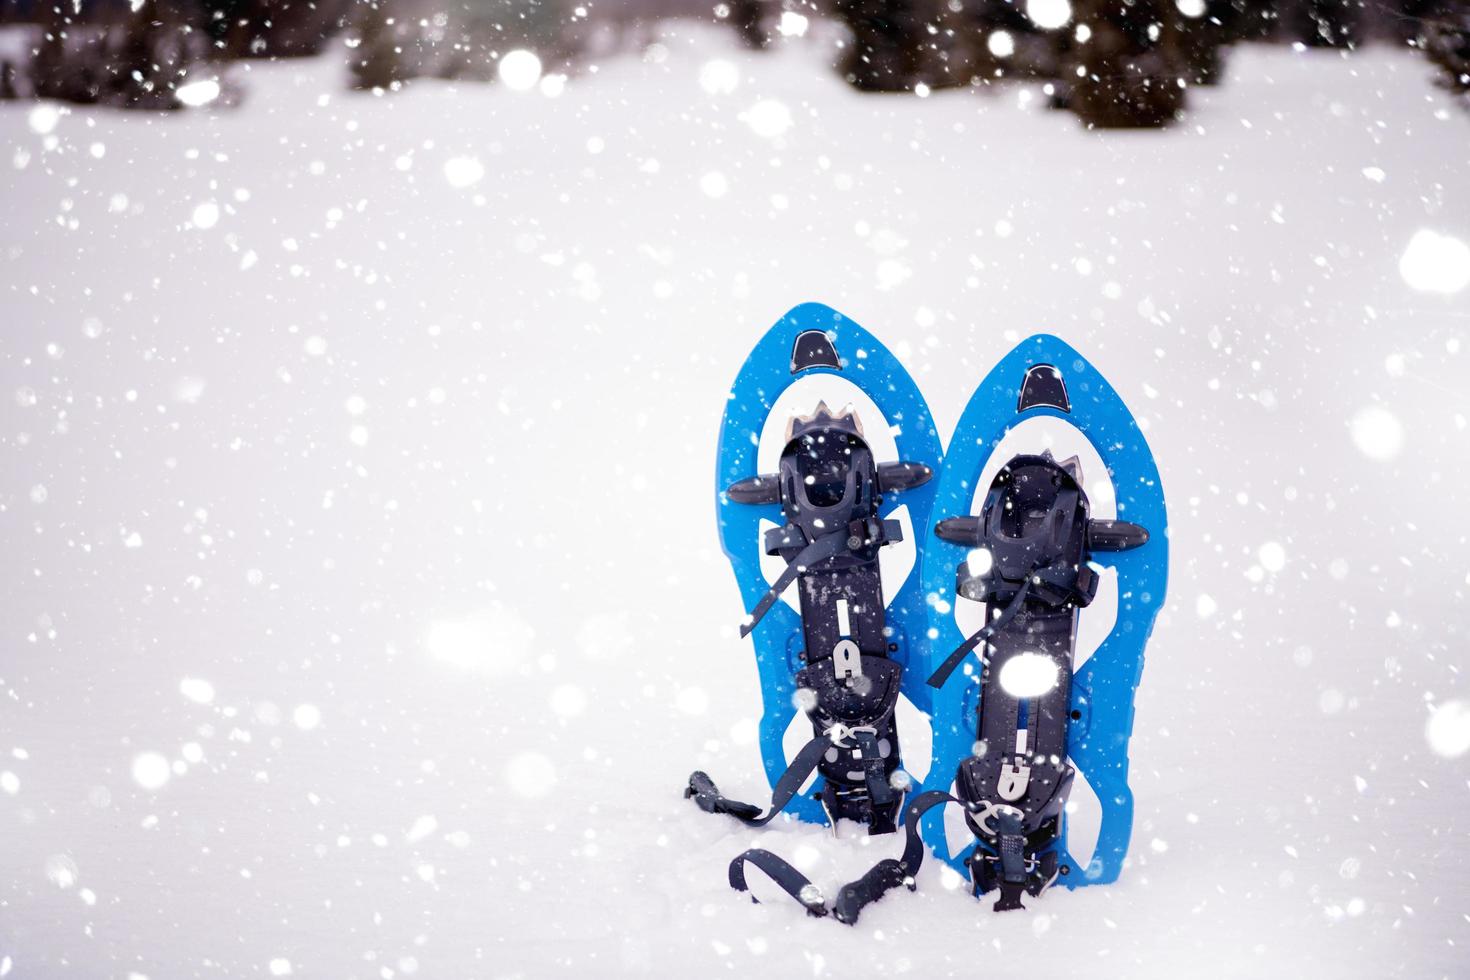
[0,0,1465,123]
[0,0,355,106]
[827,0,1468,125]
[1423,3,1470,90]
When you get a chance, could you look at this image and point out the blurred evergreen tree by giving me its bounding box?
[730,0,771,49]
[471,0,574,51]
[833,0,946,91]
[29,0,203,107]
[1383,1,1452,45]
[205,0,353,58]
[1423,6,1469,92]
[349,0,408,89]
[1177,0,1234,85]
[943,0,1050,86]
[1227,0,1281,40]
[31,1,102,103]
[436,0,579,79]
[1404,1,1455,40]
[1065,0,1186,127]
[1283,0,1362,47]
[106,0,197,107]
[0,59,18,99]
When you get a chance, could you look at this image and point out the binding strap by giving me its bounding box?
[740,516,897,639]
[685,734,835,826]
[728,790,959,925]
[925,579,1034,689]
[739,527,854,638]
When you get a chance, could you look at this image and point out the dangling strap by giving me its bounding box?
[728,848,832,918]
[728,790,959,925]
[685,734,835,826]
[739,528,853,638]
[925,580,1033,689]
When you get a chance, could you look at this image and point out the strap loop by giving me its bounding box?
[725,789,956,926]
[926,578,1034,689]
[685,733,834,827]
[728,849,830,918]
[740,528,853,638]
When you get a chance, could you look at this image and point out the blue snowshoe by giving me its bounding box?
[684,304,940,837]
[915,335,1169,912]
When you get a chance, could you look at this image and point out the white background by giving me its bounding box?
[2,25,1468,979]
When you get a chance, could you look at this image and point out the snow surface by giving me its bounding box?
[3,25,1470,979]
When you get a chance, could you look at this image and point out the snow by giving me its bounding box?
[1398,228,1470,295]
[1257,541,1287,573]
[1,24,1469,979]
[129,752,172,791]
[43,854,79,890]
[499,49,544,93]
[26,103,59,135]
[675,685,710,715]
[999,652,1060,698]
[1349,404,1405,460]
[699,58,740,95]
[291,703,322,730]
[699,168,730,197]
[405,814,439,844]
[550,682,588,717]
[777,12,810,39]
[191,200,221,229]
[1425,701,1470,759]
[1027,0,1074,31]
[505,751,558,798]
[742,97,793,138]
[176,78,223,108]
[178,677,216,704]
[442,155,486,188]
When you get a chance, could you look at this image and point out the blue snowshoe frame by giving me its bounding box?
[715,303,943,826]
[918,334,1169,887]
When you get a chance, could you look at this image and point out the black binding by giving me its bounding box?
[933,452,1147,911]
[734,451,1151,924]
[687,402,931,835]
